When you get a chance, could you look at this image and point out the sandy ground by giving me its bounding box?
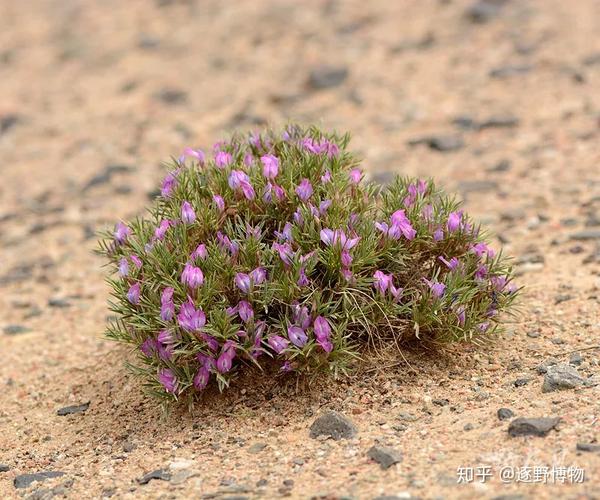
[1,0,599,498]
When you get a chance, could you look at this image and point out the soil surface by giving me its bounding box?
[1,1,599,499]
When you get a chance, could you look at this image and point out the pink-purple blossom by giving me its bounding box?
[261,154,279,179]
[181,201,196,224]
[234,273,251,294]
[114,222,131,244]
[158,368,178,393]
[447,211,462,232]
[349,168,362,184]
[177,298,206,332]
[215,150,232,168]
[213,194,225,213]
[193,367,210,390]
[295,178,313,201]
[268,335,289,354]
[160,287,175,321]
[238,300,254,323]
[424,278,446,298]
[287,325,308,347]
[127,283,141,304]
[181,262,204,288]
[118,258,129,277]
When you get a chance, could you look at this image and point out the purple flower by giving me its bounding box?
[373,271,392,295]
[196,353,216,370]
[182,147,205,164]
[320,229,360,250]
[193,367,210,390]
[140,338,157,357]
[318,338,333,353]
[153,220,171,241]
[447,211,462,232]
[292,304,311,329]
[213,194,225,213]
[131,255,142,269]
[275,222,293,242]
[490,275,508,291]
[313,316,332,342]
[228,170,249,189]
[298,267,309,287]
[268,335,289,354]
[238,301,254,323]
[157,329,175,345]
[261,154,279,179]
[250,267,267,285]
[349,168,362,184]
[319,200,332,216]
[295,178,313,201]
[390,210,416,240]
[216,350,234,373]
[158,368,178,394]
[424,278,446,298]
[471,242,495,259]
[181,201,196,224]
[118,258,129,277]
[177,298,206,332]
[341,268,354,282]
[161,172,178,197]
[181,262,204,288]
[127,283,141,304]
[321,170,332,183]
[433,228,444,241]
[114,222,131,244]
[341,250,353,268]
[272,242,294,266]
[215,150,232,168]
[280,361,293,372]
[160,287,175,321]
[475,264,488,280]
[234,273,251,294]
[439,256,459,270]
[192,244,208,260]
[217,232,239,256]
[287,325,308,347]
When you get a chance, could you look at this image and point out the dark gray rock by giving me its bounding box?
[432,398,449,406]
[4,324,31,335]
[479,115,520,129]
[576,443,600,453]
[248,442,267,454]
[57,402,89,416]
[0,113,20,135]
[497,408,514,420]
[367,445,402,469]
[308,65,349,90]
[14,471,65,489]
[582,52,600,66]
[570,230,600,241]
[309,411,357,440]
[489,64,533,79]
[542,363,584,393]
[536,357,558,374]
[466,0,509,23]
[408,135,464,152]
[155,88,187,105]
[0,464,9,472]
[48,298,71,308]
[138,469,171,485]
[569,352,583,366]
[82,164,135,192]
[513,377,530,387]
[508,417,560,437]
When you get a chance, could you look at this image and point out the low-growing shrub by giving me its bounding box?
[98,125,518,403]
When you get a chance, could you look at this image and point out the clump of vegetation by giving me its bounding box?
[98,125,518,403]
